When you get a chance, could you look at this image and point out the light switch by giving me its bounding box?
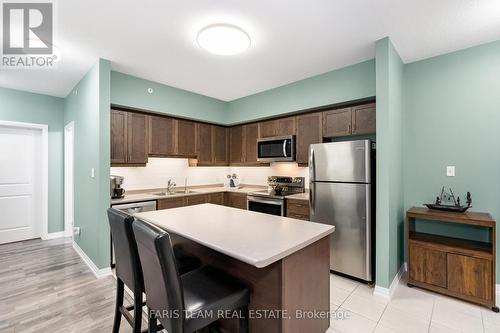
[91,168,95,178]
[446,166,455,177]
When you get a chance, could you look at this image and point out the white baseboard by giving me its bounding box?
[72,241,112,279]
[43,231,66,240]
[374,262,407,300]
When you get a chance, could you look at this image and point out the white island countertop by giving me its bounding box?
[134,203,334,268]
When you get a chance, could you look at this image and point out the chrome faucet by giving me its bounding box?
[166,179,176,194]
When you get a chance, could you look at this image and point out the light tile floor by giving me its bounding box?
[328,274,499,333]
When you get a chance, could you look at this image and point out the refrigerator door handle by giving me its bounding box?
[309,182,315,217]
[365,184,372,280]
[309,147,315,182]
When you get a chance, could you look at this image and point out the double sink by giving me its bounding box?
[150,190,198,197]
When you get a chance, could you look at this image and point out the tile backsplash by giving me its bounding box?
[111,158,308,191]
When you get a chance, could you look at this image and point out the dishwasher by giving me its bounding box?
[110,200,157,268]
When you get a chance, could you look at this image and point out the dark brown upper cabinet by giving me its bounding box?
[244,123,259,165]
[323,107,352,138]
[230,125,245,164]
[258,120,278,138]
[110,110,127,164]
[176,119,196,157]
[296,112,322,164]
[323,103,376,138]
[351,103,376,135]
[111,109,148,166]
[213,125,229,166]
[276,117,296,136]
[195,123,213,165]
[148,115,176,156]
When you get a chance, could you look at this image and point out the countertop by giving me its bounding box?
[286,192,309,201]
[134,203,334,268]
[110,185,266,205]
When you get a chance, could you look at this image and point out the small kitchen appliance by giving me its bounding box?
[110,175,125,199]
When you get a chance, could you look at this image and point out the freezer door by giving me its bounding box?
[309,140,371,183]
[310,182,372,281]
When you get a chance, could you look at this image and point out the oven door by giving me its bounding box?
[247,196,285,216]
[257,135,295,162]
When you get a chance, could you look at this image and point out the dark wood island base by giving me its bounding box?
[171,234,331,333]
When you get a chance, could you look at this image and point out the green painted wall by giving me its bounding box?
[375,38,405,288]
[64,59,111,269]
[226,59,376,124]
[110,71,228,124]
[110,60,375,126]
[0,87,65,233]
[404,40,500,281]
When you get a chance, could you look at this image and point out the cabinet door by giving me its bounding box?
[208,192,224,205]
[408,243,447,288]
[323,107,352,138]
[157,197,186,209]
[213,126,228,165]
[296,112,322,164]
[177,120,196,157]
[226,193,247,210]
[244,123,259,164]
[229,125,244,164]
[447,254,493,301]
[127,112,148,164]
[259,120,277,138]
[148,115,176,156]
[111,110,128,164]
[352,103,376,135]
[195,123,213,165]
[186,194,208,206]
[276,117,296,136]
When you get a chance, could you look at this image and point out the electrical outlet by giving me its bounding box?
[446,166,455,177]
[91,168,95,178]
[73,227,81,236]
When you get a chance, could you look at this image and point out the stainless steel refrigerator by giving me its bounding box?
[309,139,374,282]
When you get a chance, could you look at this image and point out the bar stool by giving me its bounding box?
[107,208,200,333]
[132,219,250,333]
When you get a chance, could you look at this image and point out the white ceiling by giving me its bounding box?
[1,0,500,100]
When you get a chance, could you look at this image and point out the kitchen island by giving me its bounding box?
[135,203,334,333]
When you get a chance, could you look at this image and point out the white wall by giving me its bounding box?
[111,158,308,191]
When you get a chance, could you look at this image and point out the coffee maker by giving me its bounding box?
[110,175,125,199]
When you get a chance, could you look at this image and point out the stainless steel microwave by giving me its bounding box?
[257,135,295,162]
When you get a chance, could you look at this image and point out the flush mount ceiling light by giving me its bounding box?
[197,24,251,56]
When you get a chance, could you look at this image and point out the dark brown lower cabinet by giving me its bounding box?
[186,194,208,206]
[406,207,497,311]
[208,192,224,205]
[225,192,247,210]
[157,197,186,210]
[286,199,310,221]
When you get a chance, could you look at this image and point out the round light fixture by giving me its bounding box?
[197,24,250,56]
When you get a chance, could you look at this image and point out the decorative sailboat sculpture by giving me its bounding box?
[424,187,472,213]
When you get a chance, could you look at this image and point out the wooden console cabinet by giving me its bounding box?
[406,207,498,312]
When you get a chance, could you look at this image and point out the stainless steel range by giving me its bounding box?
[247,176,305,216]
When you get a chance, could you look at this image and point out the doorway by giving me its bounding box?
[64,122,75,238]
[0,121,48,244]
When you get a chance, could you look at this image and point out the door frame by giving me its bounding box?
[0,120,49,240]
[64,121,75,237]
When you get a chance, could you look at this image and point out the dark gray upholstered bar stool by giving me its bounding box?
[107,208,200,333]
[132,218,250,333]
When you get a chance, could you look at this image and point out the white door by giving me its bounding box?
[0,125,42,244]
